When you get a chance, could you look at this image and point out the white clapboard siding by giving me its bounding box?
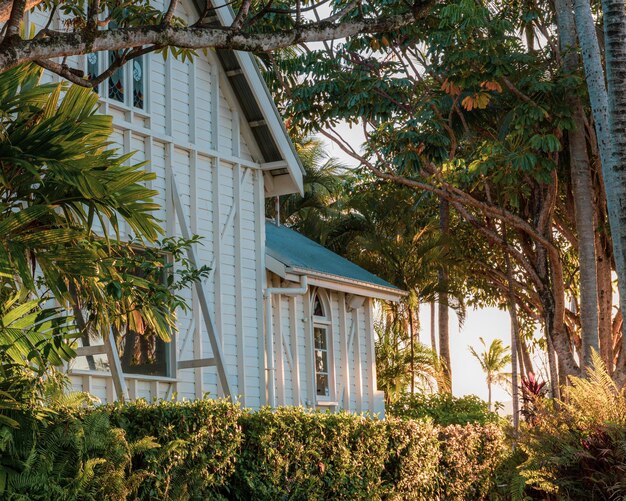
[266,280,381,413]
[21,0,269,407]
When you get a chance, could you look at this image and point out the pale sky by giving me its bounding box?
[319,127,515,404]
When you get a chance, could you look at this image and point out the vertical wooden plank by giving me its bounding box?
[210,62,220,151]
[188,150,199,399]
[327,292,337,402]
[150,380,159,402]
[82,375,93,396]
[255,170,267,406]
[339,293,351,411]
[365,299,377,412]
[211,158,224,397]
[232,111,240,158]
[189,62,197,144]
[165,143,175,238]
[289,295,301,405]
[274,279,285,405]
[234,163,246,406]
[165,56,173,136]
[352,308,363,413]
[128,379,137,401]
[303,289,315,406]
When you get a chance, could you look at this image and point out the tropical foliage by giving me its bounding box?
[518,352,626,499]
[469,338,512,411]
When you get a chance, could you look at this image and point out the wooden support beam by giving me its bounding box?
[75,345,107,357]
[171,174,232,399]
[338,292,351,411]
[177,357,217,370]
[289,295,301,405]
[103,329,129,401]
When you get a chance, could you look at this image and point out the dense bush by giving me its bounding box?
[3,398,510,500]
[518,352,626,500]
[106,399,243,500]
[387,392,500,425]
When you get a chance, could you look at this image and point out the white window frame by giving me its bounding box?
[311,289,335,402]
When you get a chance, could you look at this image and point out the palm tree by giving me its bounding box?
[266,137,347,243]
[0,64,195,364]
[375,319,442,405]
[469,338,512,412]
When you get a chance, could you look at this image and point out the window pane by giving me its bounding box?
[313,294,324,316]
[87,53,99,80]
[108,51,124,103]
[118,325,168,376]
[315,349,328,373]
[132,58,144,109]
[316,373,329,396]
[314,327,327,350]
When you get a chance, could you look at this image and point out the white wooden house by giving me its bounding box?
[28,0,404,413]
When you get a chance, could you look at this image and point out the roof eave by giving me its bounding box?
[287,266,407,302]
[209,0,304,196]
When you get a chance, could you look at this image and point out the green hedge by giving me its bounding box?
[387,393,500,426]
[3,399,510,500]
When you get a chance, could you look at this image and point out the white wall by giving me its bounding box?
[27,0,268,407]
[267,274,385,414]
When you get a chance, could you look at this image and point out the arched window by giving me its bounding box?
[312,291,331,398]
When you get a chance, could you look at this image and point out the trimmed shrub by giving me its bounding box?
[106,398,242,500]
[382,417,440,500]
[388,392,499,426]
[231,407,390,500]
[439,423,510,500]
[5,398,511,500]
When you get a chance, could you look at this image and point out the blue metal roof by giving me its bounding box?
[265,221,403,293]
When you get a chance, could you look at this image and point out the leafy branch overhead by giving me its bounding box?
[0,0,434,81]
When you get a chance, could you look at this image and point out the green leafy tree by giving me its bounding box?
[469,338,512,411]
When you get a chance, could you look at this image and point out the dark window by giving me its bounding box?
[117,252,169,376]
[87,52,99,82]
[132,58,144,109]
[314,326,329,396]
[108,51,125,103]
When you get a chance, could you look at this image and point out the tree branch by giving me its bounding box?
[0,9,429,71]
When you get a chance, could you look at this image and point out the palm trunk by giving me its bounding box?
[409,306,415,394]
[487,380,492,412]
[574,0,626,368]
[438,198,452,393]
[555,0,599,368]
[601,0,626,375]
[430,300,437,353]
[504,238,520,432]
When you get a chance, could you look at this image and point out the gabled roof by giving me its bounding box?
[265,221,406,301]
[195,0,304,196]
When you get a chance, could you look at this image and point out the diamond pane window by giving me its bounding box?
[132,58,144,109]
[108,51,124,103]
[87,52,100,92]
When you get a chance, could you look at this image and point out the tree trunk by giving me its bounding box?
[504,239,520,432]
[487,380,492,412]
[430,300,437,353]
[601,0,626,374]
[555,0,600,368]
[596,238,614,370]
[438,198,452,393]
[574,0,626,365]
[409,306,415,394]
